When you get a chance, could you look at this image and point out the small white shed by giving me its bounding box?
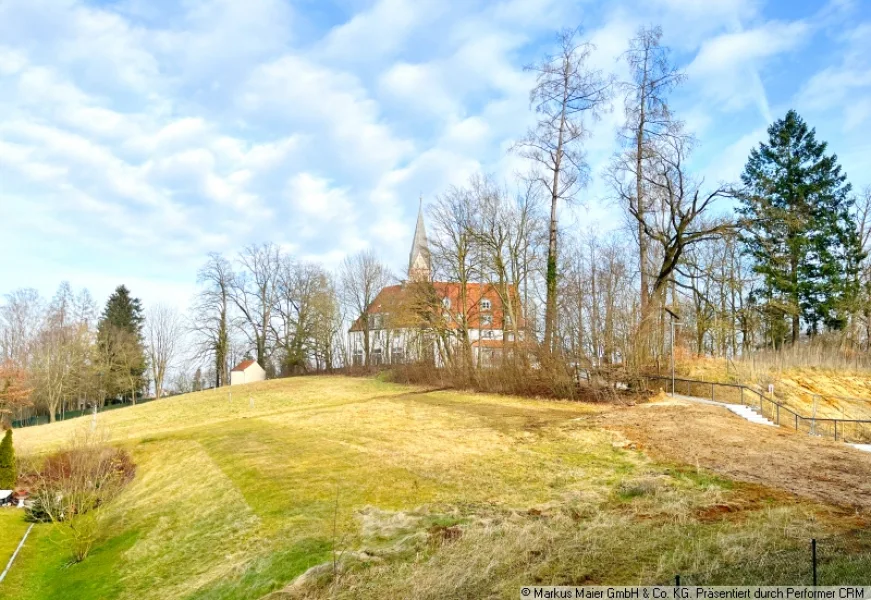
[230,359,266,386]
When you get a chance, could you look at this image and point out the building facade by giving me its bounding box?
[230,359,266,385]
[347,206,524,367]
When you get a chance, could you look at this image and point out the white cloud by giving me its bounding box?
[798,22,871,129]
[319,0,445,64]
[686,20,809,121]
[0,0,868,311]
[241,55,413,176]
[688,22,808,74]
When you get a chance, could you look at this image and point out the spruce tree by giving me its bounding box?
[0,429,15,489]
[738,110,862,344]
[97,286,148,402]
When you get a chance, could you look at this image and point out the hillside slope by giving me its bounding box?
[1,376,869,598]
[678,358,871,420]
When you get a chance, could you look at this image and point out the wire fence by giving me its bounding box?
[10,396,160,428]
[642,375,871,444]
[665,530,871,585]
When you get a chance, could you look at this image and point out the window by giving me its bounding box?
[483,330,494,339]
[442,297,451,309]
[481,314,493,326]
[480,299,492,311]
[391,347,405,364]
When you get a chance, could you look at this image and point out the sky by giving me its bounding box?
[1,0,869,312]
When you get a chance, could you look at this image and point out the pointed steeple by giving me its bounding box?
[408,198,431,280]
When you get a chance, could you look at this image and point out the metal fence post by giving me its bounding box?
[812,538,817,586]
[795,414,799,430]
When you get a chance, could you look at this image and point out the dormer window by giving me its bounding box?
[480,299,492,311]
[481,314,493,326]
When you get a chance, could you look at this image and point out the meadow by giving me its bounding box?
[0,376,867,599]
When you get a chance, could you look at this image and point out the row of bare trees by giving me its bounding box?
[191,247,353,386]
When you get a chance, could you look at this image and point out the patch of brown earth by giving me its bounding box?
[601,402,871,513]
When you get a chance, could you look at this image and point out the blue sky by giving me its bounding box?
[1,0,869,311]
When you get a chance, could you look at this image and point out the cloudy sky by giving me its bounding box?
[1,0,869,311]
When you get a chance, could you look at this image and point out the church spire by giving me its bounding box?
[408,198,431,280]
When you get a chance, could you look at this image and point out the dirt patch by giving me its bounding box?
[602,402,871,513]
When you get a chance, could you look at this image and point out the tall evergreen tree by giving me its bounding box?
[738,110,862,344]
[0,428,15,489]
[97,286,147,402]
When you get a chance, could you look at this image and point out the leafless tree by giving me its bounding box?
[145,304,183,400]
[340,250,392,367]
[0,288,44,367]
[615,134,734,362]
[429,181,482,370]
[274,259,336,374]
[29,284,92,421]
[474,175,545,355]
[618,26,686,316]
[514,28,614,354]
[192,253,234,387]
[231,244,281,373]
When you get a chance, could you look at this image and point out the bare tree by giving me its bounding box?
[231,244,281,373]
[340,250,392,367]
[429,182,481,370]
[514,28,614,354]
[193,253,234,387]
[30,284,92,421]
[145,304,183,400]
[618,26,686,319]
[616,134,733,363]
[274,259,337,374]
[474,175,545,357]
[0,288,44,367]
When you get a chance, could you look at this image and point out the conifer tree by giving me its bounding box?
[0,429,15,489]
[97,286,148,403]
[738,110,862,344]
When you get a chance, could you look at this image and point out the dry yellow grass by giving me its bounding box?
[673,357,871,420]
[2,375,857,599]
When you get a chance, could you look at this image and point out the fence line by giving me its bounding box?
[665,530,871,585]
[641,374,871,444]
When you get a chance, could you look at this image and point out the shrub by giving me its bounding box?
[24,428,135,562]
[0,428,14,489]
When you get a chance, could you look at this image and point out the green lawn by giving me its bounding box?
[0,376,861,599]
[0,510,30,571]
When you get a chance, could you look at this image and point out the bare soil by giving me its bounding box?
[601,400,871,514]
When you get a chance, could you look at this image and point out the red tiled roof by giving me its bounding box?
[348,281,524,332]
[231,359,257,372]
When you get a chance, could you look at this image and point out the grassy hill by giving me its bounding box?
[675,357,871,421]
[0,376,867,598]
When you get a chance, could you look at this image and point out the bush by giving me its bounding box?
[0,428,14,489]
[23,428,135,562]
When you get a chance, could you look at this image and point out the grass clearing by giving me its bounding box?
[2,375,866,599]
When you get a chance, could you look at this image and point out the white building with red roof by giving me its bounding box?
[347,206,525,367]
[230,359,266,386]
